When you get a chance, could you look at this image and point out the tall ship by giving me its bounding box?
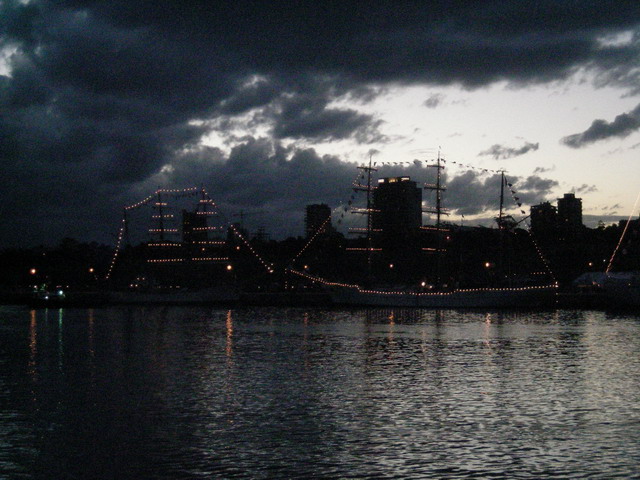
[105,187,240,304]
[290,154,558,308]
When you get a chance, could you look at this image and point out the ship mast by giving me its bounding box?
[424,151,449,287]
[157,190,165,241]
[499,170,505,227]
[349,153,379,275]
[362,153,377,272]
[498,170,506,283]
[365,153,374,270]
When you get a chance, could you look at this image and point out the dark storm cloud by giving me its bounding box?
[443,171,557,217]
[218,77,281,116]
[270,92,385,143]
[518,175,559,193]
[1,0,640,246]
[127,141,559,239]
[478,142,540,160]
[138,137,366,239]
[561,103,640,148]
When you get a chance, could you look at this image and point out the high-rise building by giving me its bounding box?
[372,177,422,253]
[530,201,557,237]
[305,204,332,238]
[557,193,583,239]
[373,177,422,231]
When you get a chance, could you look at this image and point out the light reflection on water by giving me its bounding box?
[1,306,639,479]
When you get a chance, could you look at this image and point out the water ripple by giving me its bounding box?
[0,306,639,478]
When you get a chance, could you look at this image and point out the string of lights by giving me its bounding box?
[420,226,449,232]
[192,257,230,262]
[289,269,358,288]
[291,216,332,263]
[606,190,640,273]
[502,173,557,282]
[335,168,373,226]
[105,218,126,280]
[124,187,200,211]
[289,268,556,295]
[372,158,505,176]
[229,224,274,273]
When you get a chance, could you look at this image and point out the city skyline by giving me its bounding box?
[1,1,640,247]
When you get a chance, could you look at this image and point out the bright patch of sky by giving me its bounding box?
[0,45,17,77]
[597,30,636,48]
[207,71,640,226]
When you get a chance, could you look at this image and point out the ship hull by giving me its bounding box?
[109,286,239,305]
[331,285,558,308]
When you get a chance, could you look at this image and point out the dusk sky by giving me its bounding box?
[2,1,640,247]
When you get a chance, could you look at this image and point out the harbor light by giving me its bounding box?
[30,268,37,275]
[226,264,233,271]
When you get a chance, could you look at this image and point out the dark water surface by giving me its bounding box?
[1,306,639,479]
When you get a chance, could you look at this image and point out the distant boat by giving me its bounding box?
[28,286,111,307]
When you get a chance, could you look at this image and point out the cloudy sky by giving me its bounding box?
[1,1,640,247]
